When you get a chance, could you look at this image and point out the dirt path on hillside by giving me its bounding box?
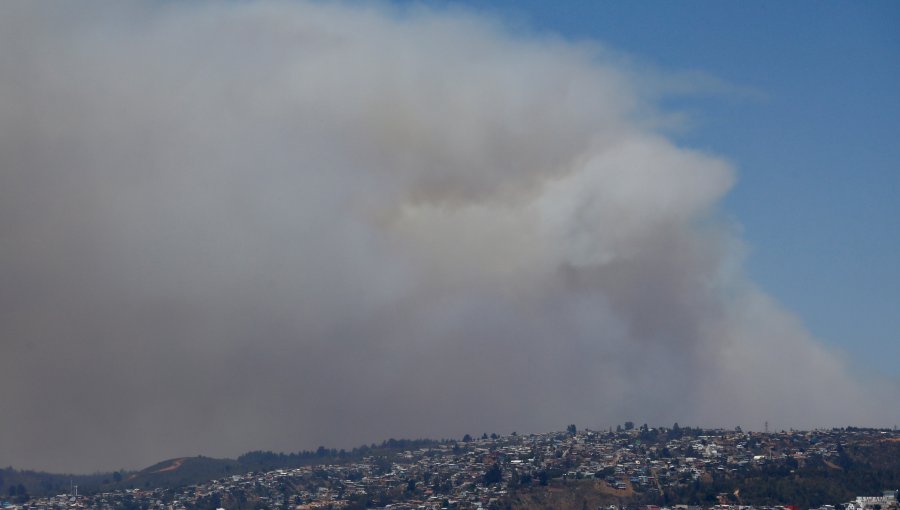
[153,458,186,473]
[823,459,843,470]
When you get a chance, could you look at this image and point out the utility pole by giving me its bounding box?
[764,421,768,434]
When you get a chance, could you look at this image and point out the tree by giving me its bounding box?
[507,469,520,489]
[483,464,502,485]
[624,421,635,430]
[462,434,472,442]
[14,484,28,504]
[567,424,577,435]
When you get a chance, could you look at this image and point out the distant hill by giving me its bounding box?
[1,437,446,498]
[121,456,238,491]
[0,467,111,501]
[5,431,898,509]
[0,456,238,499]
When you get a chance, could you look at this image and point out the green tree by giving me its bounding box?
[567,424,577,435]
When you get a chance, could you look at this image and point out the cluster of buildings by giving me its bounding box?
[3,427,897,510]
[842,492,900,510]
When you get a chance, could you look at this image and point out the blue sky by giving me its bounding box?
[413,0,900,377]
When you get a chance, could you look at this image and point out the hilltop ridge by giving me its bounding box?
[2,426,899,509]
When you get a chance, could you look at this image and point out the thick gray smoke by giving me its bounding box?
[1,1,895,473]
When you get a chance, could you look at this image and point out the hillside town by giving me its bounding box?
[4,427,898,510]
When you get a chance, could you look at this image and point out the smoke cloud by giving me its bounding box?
[0,1,894,473]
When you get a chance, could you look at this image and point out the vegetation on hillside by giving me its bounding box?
[662,441,900,508]
[0,438,452,499]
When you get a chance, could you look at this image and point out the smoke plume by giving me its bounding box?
[0,1,894,472]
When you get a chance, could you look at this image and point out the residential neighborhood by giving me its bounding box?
[3,427,898,510]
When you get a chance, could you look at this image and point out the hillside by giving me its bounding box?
[122,456,239,491]
[661,440,900,508]
[505,479,642,510]
[1,438,445,498]
[0,456,237,499]
[3,429,898,509]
